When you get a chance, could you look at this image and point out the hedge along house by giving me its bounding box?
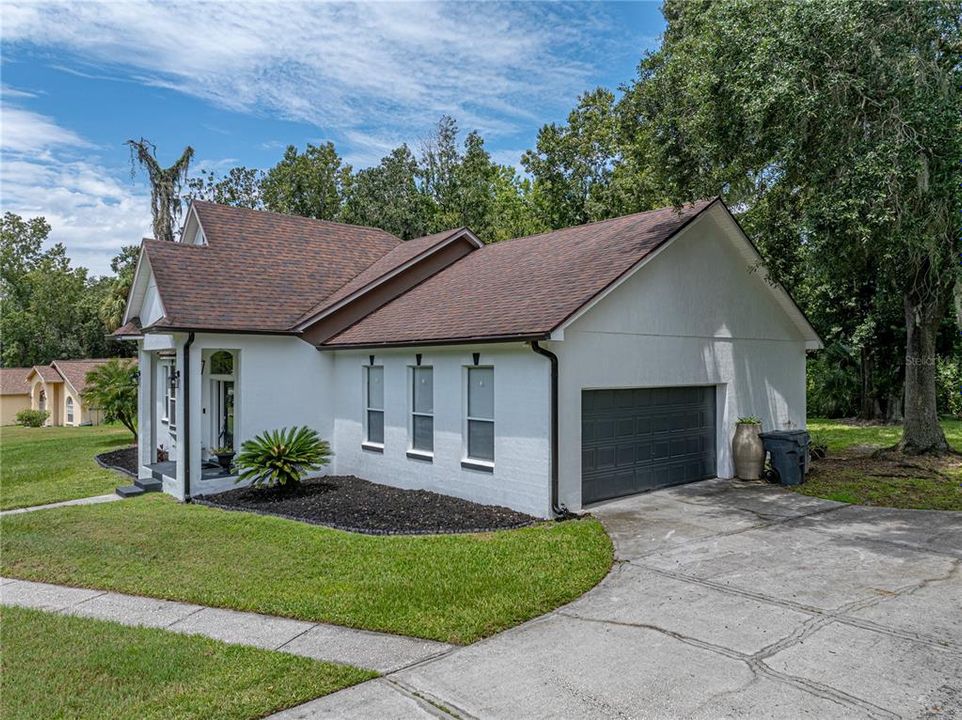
[115,199,820,516]
[24,360,119,427]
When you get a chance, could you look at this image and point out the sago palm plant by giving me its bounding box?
[234,426,332,489]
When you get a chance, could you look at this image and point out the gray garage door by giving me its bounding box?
[582,386,716,505]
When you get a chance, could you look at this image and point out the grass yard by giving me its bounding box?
[0,424,132,510]
[0,605,374,720]
[0,495,613,645]
[797,418,962,511]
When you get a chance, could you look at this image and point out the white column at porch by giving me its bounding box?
[137,345,154,481]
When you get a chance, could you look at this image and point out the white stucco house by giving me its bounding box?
[115,198,820,517]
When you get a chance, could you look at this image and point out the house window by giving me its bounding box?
[411,366,433,453]
[65,396,74,424]
[466,367,494,462]
[162,362,176,431]
[365,365,384,445]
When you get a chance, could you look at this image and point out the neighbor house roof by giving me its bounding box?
[53,359,129,396]
[29,365,64,384]
[25,359,135,396]
[141,201,403,332]
[0,368,32,395]
[323,200,715,347]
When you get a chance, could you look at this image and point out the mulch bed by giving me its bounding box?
[196,475,537,535]
[95,446,138,478]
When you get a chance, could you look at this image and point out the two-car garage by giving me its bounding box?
[581,386,717,505]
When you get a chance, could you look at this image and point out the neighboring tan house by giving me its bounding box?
[115,198,820,516]
[26,359,124,427]
[0,368,33,425]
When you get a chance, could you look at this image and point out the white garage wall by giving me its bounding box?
[329,344,552,517]
[551,208,809,511]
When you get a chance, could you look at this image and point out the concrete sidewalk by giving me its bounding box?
[0,493,121,516]
[0,578,454,673]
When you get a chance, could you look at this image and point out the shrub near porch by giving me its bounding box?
[1,495,613,645]
[0,424,132,510]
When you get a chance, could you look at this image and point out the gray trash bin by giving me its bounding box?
[759,430,810,486]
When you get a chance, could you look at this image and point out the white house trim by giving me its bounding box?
[292,228,484,331]
[180,204,208,246]
[122,251,167,328]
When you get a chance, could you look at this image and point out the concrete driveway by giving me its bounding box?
[275,480,962,719]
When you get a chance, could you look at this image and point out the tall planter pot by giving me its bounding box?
[732,422,765,480]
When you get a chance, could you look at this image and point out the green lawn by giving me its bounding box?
[1,605,374,720]
[0,495,613,645]
[0,424,133,510]
[797,418,962,511]
[806,417,962,452]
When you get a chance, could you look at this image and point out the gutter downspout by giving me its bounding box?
[530,340,571,519]
[183,332,195,502]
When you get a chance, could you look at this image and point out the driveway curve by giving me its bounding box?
[275,479,962,719]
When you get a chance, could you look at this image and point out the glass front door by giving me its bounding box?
[210,379,235,448]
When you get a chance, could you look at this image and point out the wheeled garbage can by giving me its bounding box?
[759,430,810,486]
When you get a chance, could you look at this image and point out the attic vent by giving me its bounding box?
[192,226,206,245]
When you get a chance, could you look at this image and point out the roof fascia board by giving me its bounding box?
[552,200,719,337]
[318,332,547,351]
[293,228,482,331]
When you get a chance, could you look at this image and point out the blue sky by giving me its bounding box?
[1,1,665,275]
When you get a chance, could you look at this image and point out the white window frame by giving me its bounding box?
[363,365,384,450]
[463,365,495,470]
[65,396,75,425]
[161,360,176,432]
[408,365,434,459]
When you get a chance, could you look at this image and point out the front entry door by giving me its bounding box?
[210,379,235,448]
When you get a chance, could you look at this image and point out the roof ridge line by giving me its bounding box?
[190,200,404,242]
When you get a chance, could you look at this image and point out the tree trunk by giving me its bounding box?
[859,350,875,420]
[898,295,949,454]
[885,387,903,425]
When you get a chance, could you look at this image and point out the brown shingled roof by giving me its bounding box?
[294,227,472,327]
[30,365,64,384]
[323,200,715,348]
[0,368,32,395]
[144,201,402,332]
[53,359,135,396]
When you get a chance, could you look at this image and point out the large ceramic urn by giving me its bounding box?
[732,421,765,480]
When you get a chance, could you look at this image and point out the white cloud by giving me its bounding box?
[0,106,91,152]
[0,106,150,276]
[1,1,615,144]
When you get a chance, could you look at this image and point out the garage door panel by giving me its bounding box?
[582,386,716,504]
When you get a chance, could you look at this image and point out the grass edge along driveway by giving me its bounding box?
[0,424,132,510]
[1,494,614,645]
[1,605,375,720]
[797,418,961,511]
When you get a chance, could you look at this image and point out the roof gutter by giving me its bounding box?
[182,332,195,502]
[530,340,571,519]
[317,333,548,352]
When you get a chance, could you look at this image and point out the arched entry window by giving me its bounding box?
[210,351,233,376]
[38,389,46,412]
[66,396,74,424]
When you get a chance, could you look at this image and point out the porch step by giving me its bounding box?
[135,478,163,492]
[115,485,145,498]
[116,477,163,498]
